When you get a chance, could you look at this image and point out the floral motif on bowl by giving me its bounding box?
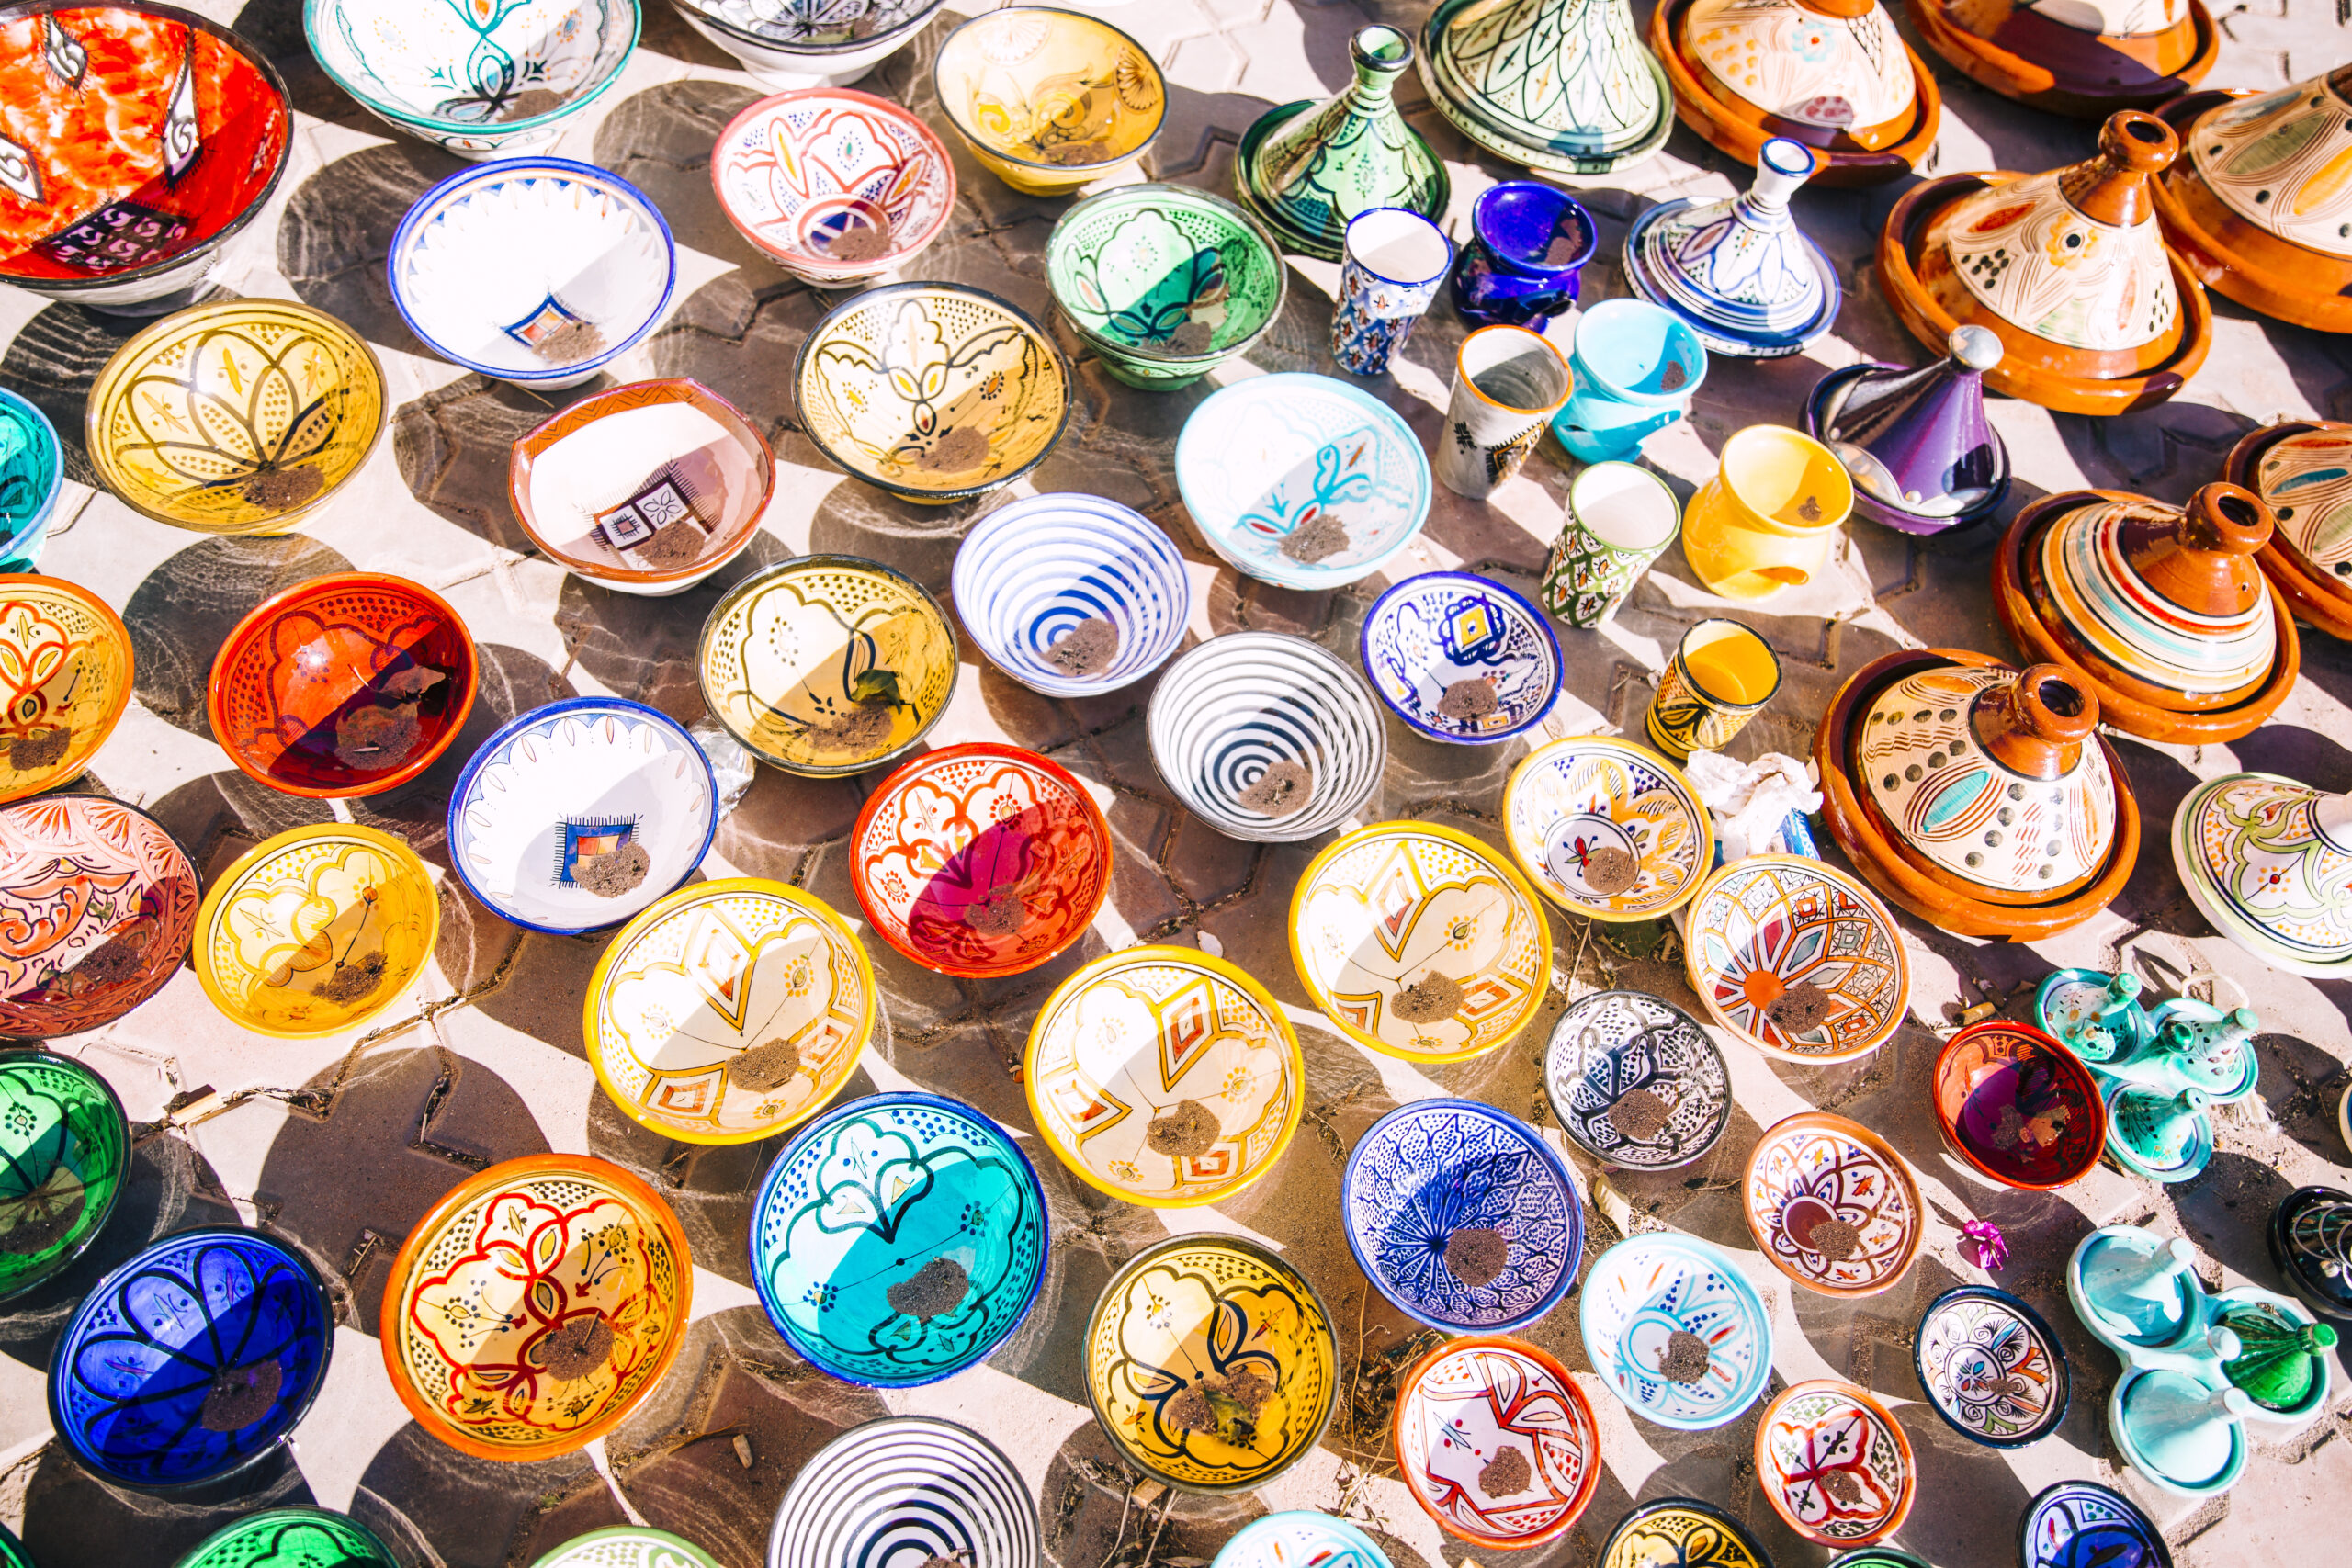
[1360,571,1562,744]
[713,87,954,282]
[2019,1481,2173,1568]
[530,1527,720,1568]
[932,7,1166,192]
[180,1508,400,1568]
[0,577,132,806]
[0,1050,129,1301]
[0,795,197,1039]
[766,1416,1039,1568]
[1744,1111,1921,1296]
[1578,1233,1772,1430]
[1544,989,1732,1169]
[1393,1337,1600,1548]
[1755,1379,1916,1546]
[1915,1285,2069,1447]
[2173,772,2352,976]
[1045,184,1285,384]
[1684,854,1907,1062]
[1502,737,1713,919]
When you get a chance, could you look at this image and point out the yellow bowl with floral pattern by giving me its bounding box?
[192,823,439,1039]
[1502,736,1714,920]
[932,6,1166,195]
[85,299,386,536]
[380,1155,691,1462]
[0,576,134,805]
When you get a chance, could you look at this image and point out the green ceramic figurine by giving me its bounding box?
[1238,26,1449,261]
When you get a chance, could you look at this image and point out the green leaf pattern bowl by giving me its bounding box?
[0,1050,130,1303]
[1046,184,1288,389]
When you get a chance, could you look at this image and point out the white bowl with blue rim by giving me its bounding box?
[1360,570,1560,744]
[951,492,1191,697]
[1213,1512,1390,1568]
[669,0,945,89]
[306,0,639,161]
[390,157,675,389]
[1174,371,1430,590]
[1579,1231,1773,1430]
[447,697,718,934]
[0,389,63,573]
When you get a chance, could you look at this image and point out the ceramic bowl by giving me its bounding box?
[1361,571,1562,745]
[1933,1021,2108,1190]
[0,577,133,806]
[0,4,291,311]
[86,299,386,535]
[179,1509,400,1568]
[390,157,675,390]
[670,0,945,91]
[1174,372,1432,590]
[697,554,958,776]
[766,1416,1039,1568]
[0,1050,130,1302]
[950,491,1191,697]
[1393,1336,1601,1549]
[584,877,876,1145]
[1600,1500,1773,1568]
[193,823,441,1040]
[0,389,63,571]
[932,7,1166,196]
[1745,1111,1923,1298]
[305,0,639,160]
[851,742,1111,979]
[1755,1379,1917,1547]
[1544,989,1732,1170]
[750,1091,1047,1386]
[1502,737,1713,919]
[1026,946,1303,1207]
[1683,854,1909,1064]
[208,572,479,798]
[380,1154,691,1461]
[1083,1232,1337,1494]
[49,1226,332,1490]
[2019,1480,2174,1568]
[532,1528,719,1568]
[448,698,717,935]
[0,795,198,1038]
[1341,1100,1581,1333]
[794,282,1071,503]
[1046,184,1287,389]
[711,87,956,287]
[1212,1513,1389,1568]
[508,378,774,595]
[1146,632,1387,844]
[1290,821,1551,1063]
[1914,1284,2071,1448]
[1578,1232,1772,1431]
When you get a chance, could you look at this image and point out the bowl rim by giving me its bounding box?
[447,695,719,935]
[0,387,64,524]
[1213,1512,1389,1568]
[849,739,1114,979]
[1743,1108,1924,1297]
[1681,852,1908,1062]
[180,1506,401,1568]
[710,85,957,279]
[1598,1496,1773,1568]
[301,0,640,137]
[2017,1479,2174,1568]
[745,1088,1050,1386]
[1541,986,1732,1168]
[1577,1230,1772,1431]
[673,0,947,58]
[1390,1332,1600,1548]
[1044,182,1290,368]
[0,576,135,805]
[0,1045,132,1301]
[764,1414,1036,1568]
[0,792,198,1037]
[388,156,678,386]
[947,491,1193,697]
[1357,568,1564,745]
[530,1526,721,1568]
[1911,1282,2073,1449]
[1753,1376,1917,1546]
[1932,1019,2109,1190]
[1501,733,1715,919]
[931,5,1167,179]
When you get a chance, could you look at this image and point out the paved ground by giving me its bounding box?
[3,0,2351,1564]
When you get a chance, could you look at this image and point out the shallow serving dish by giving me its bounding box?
[0,577,134,806]
[1503,736,1712,920]
[950,491,1191,697]
[1578,1231,1772,1430]
[0,795,198,1039]
[1361,570,1561,744]
[711,87,955,287]
[1392,1336,1601,1549]
[1046,183,1287,389]
[1914,1283,2071,1448]
[932,6,1166,195]
[1683,854,1909,1064]
[1745,1111,1922,1298]
[669,0,945,89]
[1544,988,1732,1169]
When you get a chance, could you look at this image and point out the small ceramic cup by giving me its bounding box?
[1541,462,1681,627]
[1647,618,1781,760]
[1447,182,1596,332]
[1332,208,1453,378]
[1436,326,1572,501]
[1553,299,1709,464]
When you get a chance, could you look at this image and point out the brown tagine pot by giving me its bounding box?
[1905,0,2219,118]
[2222,420,2352,642]
[1877,111,2212,414]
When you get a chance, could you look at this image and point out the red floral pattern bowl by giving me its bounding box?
[0,795,198,1036]
[711,86,956,287]
[1744,1111,1922,1298]
[1754,1379,1917,1547]
[1933,1021,2108,1190]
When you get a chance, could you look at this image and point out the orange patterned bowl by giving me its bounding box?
[380,1154,691,1462]
[1744,1111,1922,1298]
[0,795,198,1037]
[0,575,135,805]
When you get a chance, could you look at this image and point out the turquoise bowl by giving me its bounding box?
[1046,183,1288,390]
[0,389,62,572]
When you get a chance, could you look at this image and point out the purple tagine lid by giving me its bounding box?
[1806,325,2010,536]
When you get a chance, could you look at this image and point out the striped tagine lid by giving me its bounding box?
[765,1416,1038,1568]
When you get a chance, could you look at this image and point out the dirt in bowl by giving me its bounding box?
[820,217,895,264]
[63,930,150,993]
[1579,844,1639,896]
[631,520,708,571]
[918,426,990,475]
[1795,494,1823,523]
[1606,1086,1673,1142]
[1238,761,1312,818]
[1279,513,1350,565]
[572,840,652,899]
[332,703,424,771]
[313,950,386,1006]
[496,87,570,122]
[1044,139,1113,166]
[1764,981,1838,1037]
[533,320,610,367]
[1818,1468,1866,1505]
[0,1179,82,1256]
[730,1037,801,1094]
[886,1256,970,1322]
[1165,1365,1273,1440]
[1802,1217,1863,1260]
[804,700,897,756]
[1443,1226,1509,1289]
[1478,1444,1532,1496]
[961,886,1026,935]
[7,727,69,773]
[1392,972,1464,1024]
[1046,617,1119,678]
[1437,679,1499,721]
[1991,1097,2070,1151]
[535,1312,616,1381]
[1165,319,1216,355]
[199,1360,283,1432]
[1147,1099,1220,1158]
[240,465,326,513]
[1656,1328,1712,1385]
[1659,360,1688,392]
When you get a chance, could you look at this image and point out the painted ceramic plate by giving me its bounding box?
[1755,1379,1916,1546]
[531,1528,721,1568]
[1914,1285,2069,1448]
[1290,821,1553,1063]
[1544,990,1732,1169]
[1025,946,1304,1207]
[766,1416,1038,1568]
[710,87,956,283]
[1932,1021,2106,1190]
[1361,571,1562,744]
[176,1508,400,1568]
[1393,1336,1601,1549]
[1211,1512,1389,1568]
[0,795,198,1038]
[379,1155,691,1462]
[584,878,876,1145]
[2172,771,2352,979]
[1503,737,1713,919]
[2018,1480,2173,1568]
[0,1050,130,1302]
[1745,1111,1922,1297]
[1578,1233,1771,1430]
[1684,855,1908,1063]
[1083,1233,1338,1494]
[0,576,135,805]
[1599,1498,1773,1568]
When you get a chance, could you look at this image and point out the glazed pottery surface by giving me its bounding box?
[1361,572,1560,744]
[193,823,439,1039]
[177,1508,400,1568]
[1503,737,1713,920]
[1600,1501,1773,1568]
[1649,619,1783,757]
[931,7,1164,195]
[2170,773,2352,976]
[1933,1021,2108,1189]
[697,554,957,776]
[2268,1186,2352,1324]
[1435,324,1572,501]
[1907,0,2214,118]
[390,158,675,389]
[1340,1100,1582,1331]
[711,87,955,285]
[950,492,1190,697]
[1025,946,1303,1207]
[209,572,478,797]
[0,577,133,805]
[2018,1480,2174,1568]
[1448,181,1595,331]
[765,1416,1038,1568]
[1540,460,1682,626]
[1175,372,1431,590]
[86,299,386,535]
[1046,184,1286,389]
[1211,1512,1388,1568]
[1236,25,1447,261]
[584,878,875,1145]
[1915,1284,2071,1447]
[1679,427,1851,600]
[1392,1336,1600,1547]
[1419,0,1674,174]
[0,1049,129,1301]
[1332,206,1452,377]
[2037,965,2152,1064]
[2103,1079,2213,1182]
[2233,423,2352,635]
[50,1226,332,1489]
[672,0,945,90]
[1745,1111,1922,1296]
[1754,1378,1916,1546]
[1578,1233,1772,1431]
[1806,324,2009,534]
[0,795,198,1038]
[851,742,1110,979]
[1552,300,1706,465]
[1544,989,1732,1168]
[749,1091,1046,1386]
[1623,137,1839,356]
[380,1155,690,1461]
[0,389,62,570]
[1684,854,1908,1064]
[1674,0,1919,153]
[530,1528,721,1568]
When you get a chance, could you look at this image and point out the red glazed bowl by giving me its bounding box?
[1933,1021,2108,1190]
[207,572,479,798]
[851,742,1111,979]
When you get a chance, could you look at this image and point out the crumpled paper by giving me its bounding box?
[1683,750,1822,863]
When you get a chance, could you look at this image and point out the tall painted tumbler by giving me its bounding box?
[1332,209,1453,377]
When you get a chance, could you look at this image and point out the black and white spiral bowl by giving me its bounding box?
[952,492,1192,696]
[1147,632,1387,843]
[766,1416,1038,1568]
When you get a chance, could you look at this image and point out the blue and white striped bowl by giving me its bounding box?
[952,493,1191,695]
[1361,570,1561,744]
[1147,632,1386,843]
[766,1416,1037,1568]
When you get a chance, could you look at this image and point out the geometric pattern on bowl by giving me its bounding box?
[177,1507,400,1568]
[931,6,1167,194]
[1932,1021,2107,1190]
[531,1528,720,1568]
[2018,1480,2174,1568]
[1577,1232,1773,1431]
[950,491,1192,697]
[1754,1378,1917,1547]
[0,1049,130,1303]
[850,742,1111,980]
[0,575,134,807]
[1360,571,1562,745]
[1600,1499,1774,1568]
[1683,854,1909,1063]
[1340,1100,1583,1333]
[711,87,956,285]
[765,1416,1038,1568]
[1544,989,1732,1169]
[1045,183,1287,387]
[1745,1111,1923,1297]
[1391,1336,1601,1549]
[1212,1512,1390,1568]
[0,795,198,1039]
[749,1091,1047,1387]
[1914,1284,2070,1448]
[1502,737,1713,919]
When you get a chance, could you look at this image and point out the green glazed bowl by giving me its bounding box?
[175,1508,399,1567]
[1046,183,1289,389]
[0,1049,130,1302]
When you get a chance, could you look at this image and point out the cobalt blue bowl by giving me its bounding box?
[1448,182,1596,332]
[1359,570,1562,745]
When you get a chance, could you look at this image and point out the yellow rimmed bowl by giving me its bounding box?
[0,575,136,805]
[1502,735,1713,919]
[932,6,1167,196]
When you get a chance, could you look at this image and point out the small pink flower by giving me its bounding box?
[1962,1219,2007,1271]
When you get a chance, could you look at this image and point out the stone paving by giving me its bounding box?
[3,0,2351,1564]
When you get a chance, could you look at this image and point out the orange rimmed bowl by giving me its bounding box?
[1743,1111,1922,1298]
[0,574,135,805]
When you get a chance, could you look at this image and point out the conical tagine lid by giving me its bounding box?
[1681,0,1917,148]
[2187,65,2352,259]
[2249,426,2352,581]
[1427,0,1671,166]
[1816,325,2008,521]
[2175,771,2352,975]
[1625,136,1838,354]
[1238,26,1447,261]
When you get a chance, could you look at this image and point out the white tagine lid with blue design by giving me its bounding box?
[1623,135,1839,357]
[2173,771,2352,978]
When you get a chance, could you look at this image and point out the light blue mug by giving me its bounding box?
[1550,299,1707,463]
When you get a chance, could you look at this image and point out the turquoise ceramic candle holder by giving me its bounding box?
[1046,184,1287,389]
[1553,299,1708,463]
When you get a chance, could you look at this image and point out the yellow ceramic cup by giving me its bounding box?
[1646,618,1781,760]
[1680,426,1853,600]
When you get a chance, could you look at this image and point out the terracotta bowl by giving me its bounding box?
[583,878,876,1145]
[0,577,133,806]
[1913,1284,2072,1448]
[0,388,64,571]
[0,795,198,1038]
[1045,183,1288,389]
[208,572,479,798]
[2222,419,2352,643]
[1579,1232,1772,1430]
[711,87,956,287]
[0,1049,130,1302]
[86,299,386,535]
[380,1155,690,1461]
[1359,571,1563,745]
[1933,1021,2108,1190]
[1501,737,1713,920]
[850,742,1111,980]
[193,823,441,1040]
[178,1509,399,1568]
[1393,1336,1601,1549]
[1600,1500,1773,1568]
[1744,1111,1922,1298]
[670,0,946,91]
[1754,1379,1917,1547]
[1682,854,1909,1064]
[932,7,1167,196]
[768,1418,1037,1568]
[949,491,1193,697]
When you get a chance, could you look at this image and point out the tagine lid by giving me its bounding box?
[2220,420,2352,639]
[2185,68,2352,260]
[1420,0,1675,171]
[2172,771,2352,976]
[1624,136,1840,355]
[1681,0,1917,143]
[1810,325,2009,525]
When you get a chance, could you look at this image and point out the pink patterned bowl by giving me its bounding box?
[0,795,198,1037]
[710,86,956,287]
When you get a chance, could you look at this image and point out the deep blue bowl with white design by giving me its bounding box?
[952,493,1192,696]
[1360,570,1561,744]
